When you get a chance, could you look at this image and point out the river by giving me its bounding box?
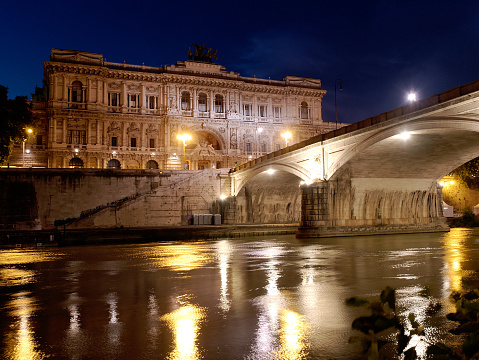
[1,228,479,359]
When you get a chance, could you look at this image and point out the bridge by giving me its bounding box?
[229,79,479,237]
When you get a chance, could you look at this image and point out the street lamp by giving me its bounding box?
[22,128,33,167]
[335,79,343,130]
[256,127,263,157]
[177,133,191,169]
[407,92,417,102]
[281,131,292,147]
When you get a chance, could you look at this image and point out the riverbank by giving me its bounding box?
[0,223,298,248]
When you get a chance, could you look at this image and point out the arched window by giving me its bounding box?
[71,81,83,103]
[215,94,223,113]
[107,159,121,169]
[69,157,84,168]
[146,160,158,169]
[198,93,207,112]
[181,91,191,110]
[300,101,309,119]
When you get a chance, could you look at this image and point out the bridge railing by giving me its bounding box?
[233,78,479,173]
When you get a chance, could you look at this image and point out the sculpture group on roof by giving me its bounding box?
[188,43,217,63]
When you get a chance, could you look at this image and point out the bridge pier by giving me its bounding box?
[297,178,449,238]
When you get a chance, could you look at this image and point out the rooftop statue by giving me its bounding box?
[188,43,217,63]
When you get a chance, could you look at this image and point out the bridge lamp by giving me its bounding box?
[407,92,417,102]
[177,133,192,169]
[22,128,33,167]
[281,131,292,147]
[394,131,411,140]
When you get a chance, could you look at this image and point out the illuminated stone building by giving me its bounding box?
[17,48,337,169]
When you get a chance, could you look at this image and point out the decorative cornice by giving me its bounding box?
[45,61,326,98]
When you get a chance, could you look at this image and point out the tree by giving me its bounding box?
[450,156,479,189]
[0,85,35,164]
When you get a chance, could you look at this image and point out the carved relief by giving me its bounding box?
[230,128,237,149]
[127,122,140,134]
[108,121,121,133]
[109,83,121,90]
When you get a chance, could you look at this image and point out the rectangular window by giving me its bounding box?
[149,138,155,148]
[261,143,266,153]
[259,105,267,118]
[131,137,137,148]
[243,104,252,116]
[128,94,138,108]
[246,142,251,152]
[275,144,280,151]
[147,96,156,109]
[36,135,43,146]
[108,92,119,107]
[273,106,281,118]
[111,137,117,147]
[67,130,86,145]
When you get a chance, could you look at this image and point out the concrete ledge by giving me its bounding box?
[0,224,299,247]
[296,224,450,238]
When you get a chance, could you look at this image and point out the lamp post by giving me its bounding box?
[256,127,263,158]
[177,133,191,169]
[335,79,343,130]
[22,128,33,167]
[281,131,292,148]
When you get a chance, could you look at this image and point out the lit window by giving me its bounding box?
[198,93,207,112]
[128,94,139,108]
[300,101,309,119]
[215,95,224,113]
[181,91,191,110]
[243,104,252,116]
[259,105,267,118]
[274,106,281,118]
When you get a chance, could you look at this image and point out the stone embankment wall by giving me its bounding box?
[0,169,229,230]
[0,168,298,230]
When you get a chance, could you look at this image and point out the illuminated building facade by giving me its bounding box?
[16,48,337,169]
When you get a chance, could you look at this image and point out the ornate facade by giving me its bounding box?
[15,48,339,170]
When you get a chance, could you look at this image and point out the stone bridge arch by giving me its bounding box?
[326,116,479,181]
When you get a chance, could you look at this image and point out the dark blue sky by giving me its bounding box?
[2,0,478,124]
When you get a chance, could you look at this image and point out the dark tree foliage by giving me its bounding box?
[0,85,35,164]
[450,156,479,189]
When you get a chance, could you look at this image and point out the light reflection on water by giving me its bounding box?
[1,229,479,359]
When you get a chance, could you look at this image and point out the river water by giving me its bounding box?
[1,228,479,359]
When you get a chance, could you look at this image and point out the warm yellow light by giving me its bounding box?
[450,180,454,185]
[267,169,275,175]
[220,195,227,200]
[177,133,192,144]
[281,131,292,140]
[439,181,444,187]
[26,128,33,134]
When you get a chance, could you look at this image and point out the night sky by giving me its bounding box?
[1,0,478,124]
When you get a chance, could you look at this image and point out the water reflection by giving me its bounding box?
[161,302,206,360]
[442,229,469,292]
[1,229,479,359]
[214,240,232,314]
[247,243,310,359]
[146,243,214,273]
[4,292,44,360]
